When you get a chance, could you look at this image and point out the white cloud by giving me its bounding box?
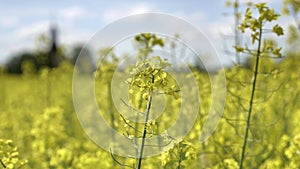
[15,21,49,39]
[60,28,91,44]
[171,11,205,24]
[61,6,88,20]
[102,2,155,23]
[0,16,19,28]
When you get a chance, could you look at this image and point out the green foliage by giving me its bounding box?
[0,48,300,169]
[283,0,300,15]
[128,56,178,103]
[208,158,239,169]
[232,2,285,169]
[161,140,196,169]
[287,25,300,44]
[0,139,27,169]
[224,0,243,64]
[283,0,300,44]
[235,3,284,60]
[128,34,178,103]
[95,48,119,81]
[30,107,68,168]
[121,33,181,169]
[1,5,300,168]
[239,3,283,40]
[134,33,164,60]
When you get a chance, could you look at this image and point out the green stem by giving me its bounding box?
[108,83,116,141]
[234,0,241,64]
[135,94,144,157]
[0,159,6,168]
[177,145,183,169]
[239,27,262,169]
[137,76,154,169]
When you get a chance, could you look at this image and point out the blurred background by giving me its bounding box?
[1,1,300,168]
[0,0,296,73]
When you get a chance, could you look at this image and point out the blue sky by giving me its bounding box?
[0,0,292,65]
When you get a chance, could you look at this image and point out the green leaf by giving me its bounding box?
[245,8,252,19]
[255,3,267,14]
[225,0,232,7]
[272,47,282,57]
[272,24,284,36]
[235,45,244,53]
[251,32,259,44]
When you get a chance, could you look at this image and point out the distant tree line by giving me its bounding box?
[6,49,58,74]
[5,44,94,74]
[4,23,94,74]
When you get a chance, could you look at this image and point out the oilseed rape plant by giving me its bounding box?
[0,2,300,169]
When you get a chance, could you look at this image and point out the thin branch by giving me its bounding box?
[121,114,171,137]
[227,77,252,87]
[227,89,250,102]
[239,27,263,169]
[137,76,154,169]
[249,127,262,142]
[153,89,180,95]
[121,99,145,115]
[234,0,241,64]
[120,114,143,134]
[0,159,6,168]
[110,149,135,169]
